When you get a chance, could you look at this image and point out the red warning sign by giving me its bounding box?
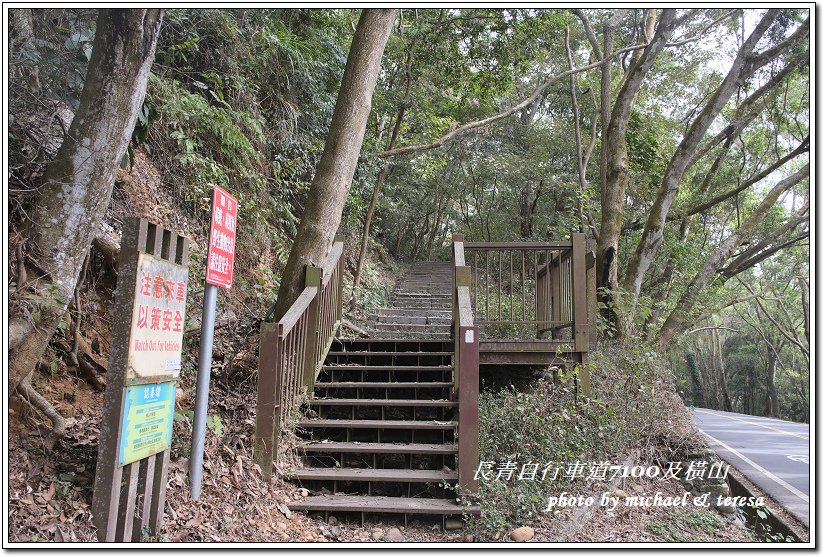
[205,185,237,289]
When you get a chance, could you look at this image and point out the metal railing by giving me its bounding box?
[254,238,344,478]
[451,234,479,493]
[463,234,593,351]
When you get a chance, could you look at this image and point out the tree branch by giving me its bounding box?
[736,277,809,358]
[666,9,736,47]
[377,40,655,160]
[685,326,742,335]
[684,136,809,217]
[721,231,809,278]
[571,9,602,59]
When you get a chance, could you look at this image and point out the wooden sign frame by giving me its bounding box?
[92,218,189,542]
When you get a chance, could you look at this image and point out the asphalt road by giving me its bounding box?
[691,408,810,526]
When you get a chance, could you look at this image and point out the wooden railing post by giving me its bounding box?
[451,234,464,389]
[254,321,282,479]
[452,234,464,319]
[550,254,561,338]
[571,233,591,396]
[458,325,479,494]
[304,265,323,391]
[586,239,597,352]
[571,233,588,350]
[454,265,472,391]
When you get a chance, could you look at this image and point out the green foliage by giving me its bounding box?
[206,414,224,437]
[468,342,683,539]
[647,509,725,542]
[752,505,796,542]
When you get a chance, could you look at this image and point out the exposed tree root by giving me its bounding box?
[92,229,120,276]
[68,333,107,391]
[16,372,66,452]
[65,253,106,391]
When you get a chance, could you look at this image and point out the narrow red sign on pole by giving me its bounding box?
[205,184,238,289]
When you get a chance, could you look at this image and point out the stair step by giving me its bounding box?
[327,351,452,357]
[289,495,476,515]
[369,316,427,325]
[339,338,452,345]
[393,294,451,299]
[370,323,451,331]
[322,365,452,372]
[376,308,451,317]
[297,419,456,430]
[292,467,457,483]
[302,441,457,454]
[310,398,457,407]
[316,381,452,389]
[368,333,452,340]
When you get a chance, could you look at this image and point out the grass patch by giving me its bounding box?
[647,509,725,542]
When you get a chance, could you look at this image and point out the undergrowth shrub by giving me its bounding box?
[467,341,704,540]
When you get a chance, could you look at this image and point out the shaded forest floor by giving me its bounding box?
[8,340,755,544]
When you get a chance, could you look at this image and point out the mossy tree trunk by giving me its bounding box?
[595,9,675,338]
[273,9,396,320]
[10,9,163,399]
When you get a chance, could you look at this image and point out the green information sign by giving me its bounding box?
[118,382,175,466]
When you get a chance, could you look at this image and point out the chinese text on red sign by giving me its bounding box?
[205,185,238,288]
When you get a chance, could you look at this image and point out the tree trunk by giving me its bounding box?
[764,349,778,417]
[11,8,41,93]
[685,349,704,407]
[272,9,396,321]
[9,9,163,392]
[595,10,676,336]
[622,11,808,304]
[713,329,733,412]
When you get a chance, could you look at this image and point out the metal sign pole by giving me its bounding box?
[189,282,217,500]
[189,184,237,501]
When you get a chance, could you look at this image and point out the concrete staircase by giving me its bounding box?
[366,262,452,338]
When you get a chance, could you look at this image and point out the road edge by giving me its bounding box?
[726,466,810,543]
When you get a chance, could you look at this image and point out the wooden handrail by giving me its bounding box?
[464,241,572,250]
[280,287,318,337]
[254,239,345,478]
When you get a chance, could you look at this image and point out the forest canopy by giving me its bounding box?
[8,7,810,439]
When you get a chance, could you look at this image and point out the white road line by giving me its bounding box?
[695,409,809,440]
[699,430,809,503]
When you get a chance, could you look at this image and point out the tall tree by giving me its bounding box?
[350,48,413,310]
[10,9,164,408]
[622,11,810,314]
[592,9,679,329]
[657,164,809,347]
[272,9,396,320]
